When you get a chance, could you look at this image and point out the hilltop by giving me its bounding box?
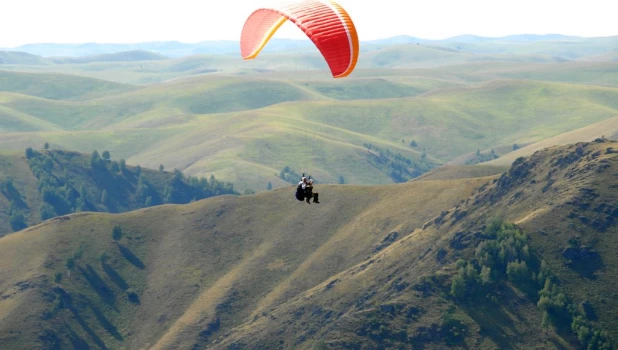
[0,147,238,236]
[0,140,616,349]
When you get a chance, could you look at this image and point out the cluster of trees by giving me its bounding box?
[90,150,127,173]
[159,168,238,204]
[278,166,317,184]
[16,146,240,229]
[466,149,499,165]
[26,147,90,221]
[1,178,28,231]
[363,143,433,182]
[449,220,612,350]
[401,139,419,148]
[91,149,238,206]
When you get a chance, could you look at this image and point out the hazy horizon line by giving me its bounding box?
[2,32,616,49]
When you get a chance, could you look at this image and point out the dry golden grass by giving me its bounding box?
[0,175,490,349]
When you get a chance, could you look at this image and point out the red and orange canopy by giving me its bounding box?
[240,0,359,78]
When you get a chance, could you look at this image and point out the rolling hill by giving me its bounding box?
[1,36,617,192]
[0,70,138,101]
[1,66,618,191]
[0,140,616,349]
[0,51,51,65]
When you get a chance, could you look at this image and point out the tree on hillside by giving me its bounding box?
[90,150,104,169]
[110,161,119,173]
[339,175,345,184]
[173,169,183,180]
[65,257,75,278]
[54,272,63,285]
[421,148,427,159]
[410,140,418,148]
[159,164,164,172]
[9,207,27,231]
[119,159,126,172]
[135,165,142,176]
[267,182,273,190]
[44,142,49,150]
[102,150,110,160]
[40,203,55,221]
[112,225,123,241]
[25,147,34,159]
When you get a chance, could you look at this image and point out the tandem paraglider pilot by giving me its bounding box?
[296,177,319,204]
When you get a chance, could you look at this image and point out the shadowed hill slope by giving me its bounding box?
[0,175,491,349]
[209,140,618,349]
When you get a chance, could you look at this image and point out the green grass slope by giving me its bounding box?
[486,116,618,166]
[0,75,322,130]
[412,164,509,181]
[212,139,618,349]
[0,70,138,100]
[0,51,51,65]
[1,77,617,191]
[0,171,491,349]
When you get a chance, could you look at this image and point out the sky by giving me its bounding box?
[0,0,616,47]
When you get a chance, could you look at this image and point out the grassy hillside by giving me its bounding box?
[446,115,618,166]
[0,51,51,65]
[1,140,616,349]
[412,164,509,181]
[210,139,618,349]
[0,172,492,349]
[0,70,138,100]
[1,43,617,191]
[485,116,618,166]
[0,148,238,236]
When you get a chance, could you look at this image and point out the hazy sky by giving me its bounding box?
[0,0,615,47]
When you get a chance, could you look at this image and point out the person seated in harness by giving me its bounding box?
[304,179,319,204]
[295,177,308,201]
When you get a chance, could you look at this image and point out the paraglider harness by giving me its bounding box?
[296,174,319,203]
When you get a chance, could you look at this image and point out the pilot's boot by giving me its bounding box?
[306,196,311,204]
[313,193,319,203]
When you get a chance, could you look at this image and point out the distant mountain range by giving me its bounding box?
[1,34,614,58]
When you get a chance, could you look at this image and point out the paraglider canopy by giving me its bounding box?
[240,0,359,78]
